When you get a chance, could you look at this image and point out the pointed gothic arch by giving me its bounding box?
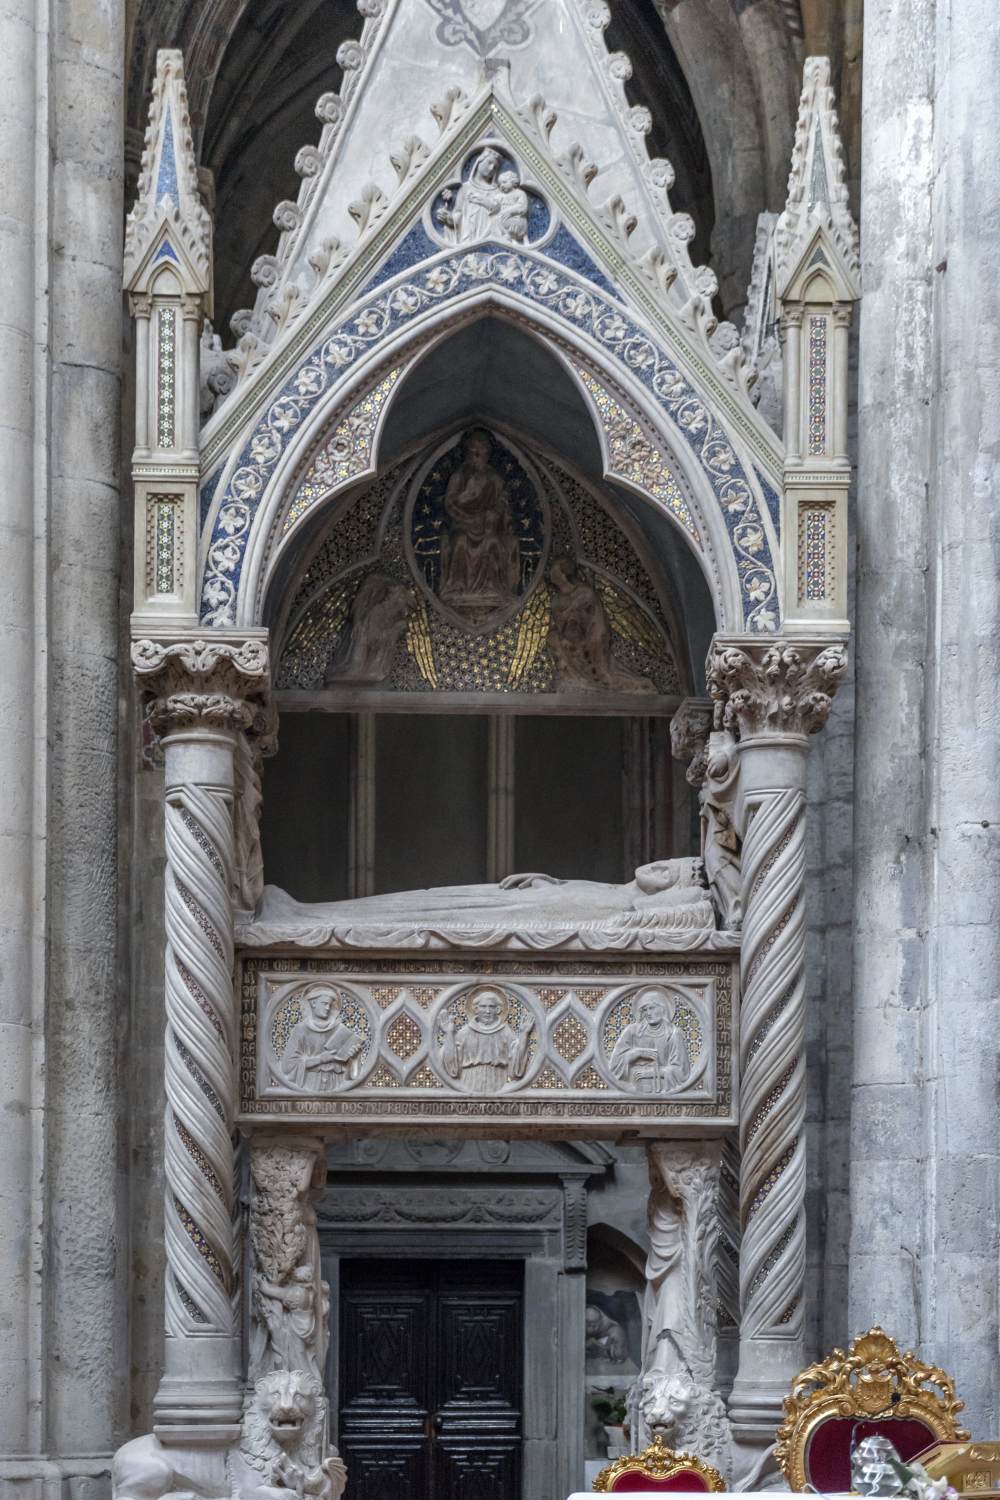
[219,288,767,635]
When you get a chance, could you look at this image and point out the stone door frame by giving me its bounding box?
[314,1146,605,1498]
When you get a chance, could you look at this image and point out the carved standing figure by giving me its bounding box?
[439,989,533,1092]
[608,988,688,1094]
[438,147,502,242]
[700,730,742,930]
[548,558,653,693]
[249,1143,329,1387]
[280,985,363,1093]
[630,1141,731,1474]
[438,429,520,617]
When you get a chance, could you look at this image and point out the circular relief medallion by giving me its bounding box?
[405,428,549,633]
[431,983,541,1094]
[599,984,701,1095]
[267,980,376,1094]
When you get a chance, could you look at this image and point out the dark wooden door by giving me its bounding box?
[338,1258,522,1500]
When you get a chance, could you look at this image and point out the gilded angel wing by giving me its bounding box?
[508,586,551,688]
[405,599,438,687]
[279,580,356,687]
[594,575,666,660]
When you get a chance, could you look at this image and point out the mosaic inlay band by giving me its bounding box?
[147,493,182,595]
[238,953,736,1127]
[807,315,827,456]
[797,501,832,604]
[157,306,176,449]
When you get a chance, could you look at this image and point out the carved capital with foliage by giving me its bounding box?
[706,637,847,740]
[132,632,274,739]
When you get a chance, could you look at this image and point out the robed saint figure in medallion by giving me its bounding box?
[281,985,364,1092]
[439,989,534,1092]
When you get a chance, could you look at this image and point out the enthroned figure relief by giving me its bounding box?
[438,427,521,617]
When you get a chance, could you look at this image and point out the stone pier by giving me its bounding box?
[852,0,1000,1439]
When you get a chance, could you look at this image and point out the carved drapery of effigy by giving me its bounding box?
[237,949,736,1131]
[132,634,271,1439]
[707,638,847,1434]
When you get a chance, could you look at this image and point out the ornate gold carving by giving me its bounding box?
[593,1435,725,1493]
[774,1328,970,1491]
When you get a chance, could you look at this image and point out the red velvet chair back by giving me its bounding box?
[805,1416,938,1494]
[593,1437,725,1493]
[609,1467,712,1492]
[775,1329,970,1492]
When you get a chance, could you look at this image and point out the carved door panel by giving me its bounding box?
[338,1260,522,1500]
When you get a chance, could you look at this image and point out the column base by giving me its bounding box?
[152,1338,243,1447]
[729,1434,782,1491]
[728,1336,804,1441]
[728,1375,789,1439]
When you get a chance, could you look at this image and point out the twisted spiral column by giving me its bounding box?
[729,740,809,1432]
[706,637,847,1440]
[154,727,243,1441]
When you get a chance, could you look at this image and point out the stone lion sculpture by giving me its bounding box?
[112,1371,347,1500]
[634,1370,732,1479]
